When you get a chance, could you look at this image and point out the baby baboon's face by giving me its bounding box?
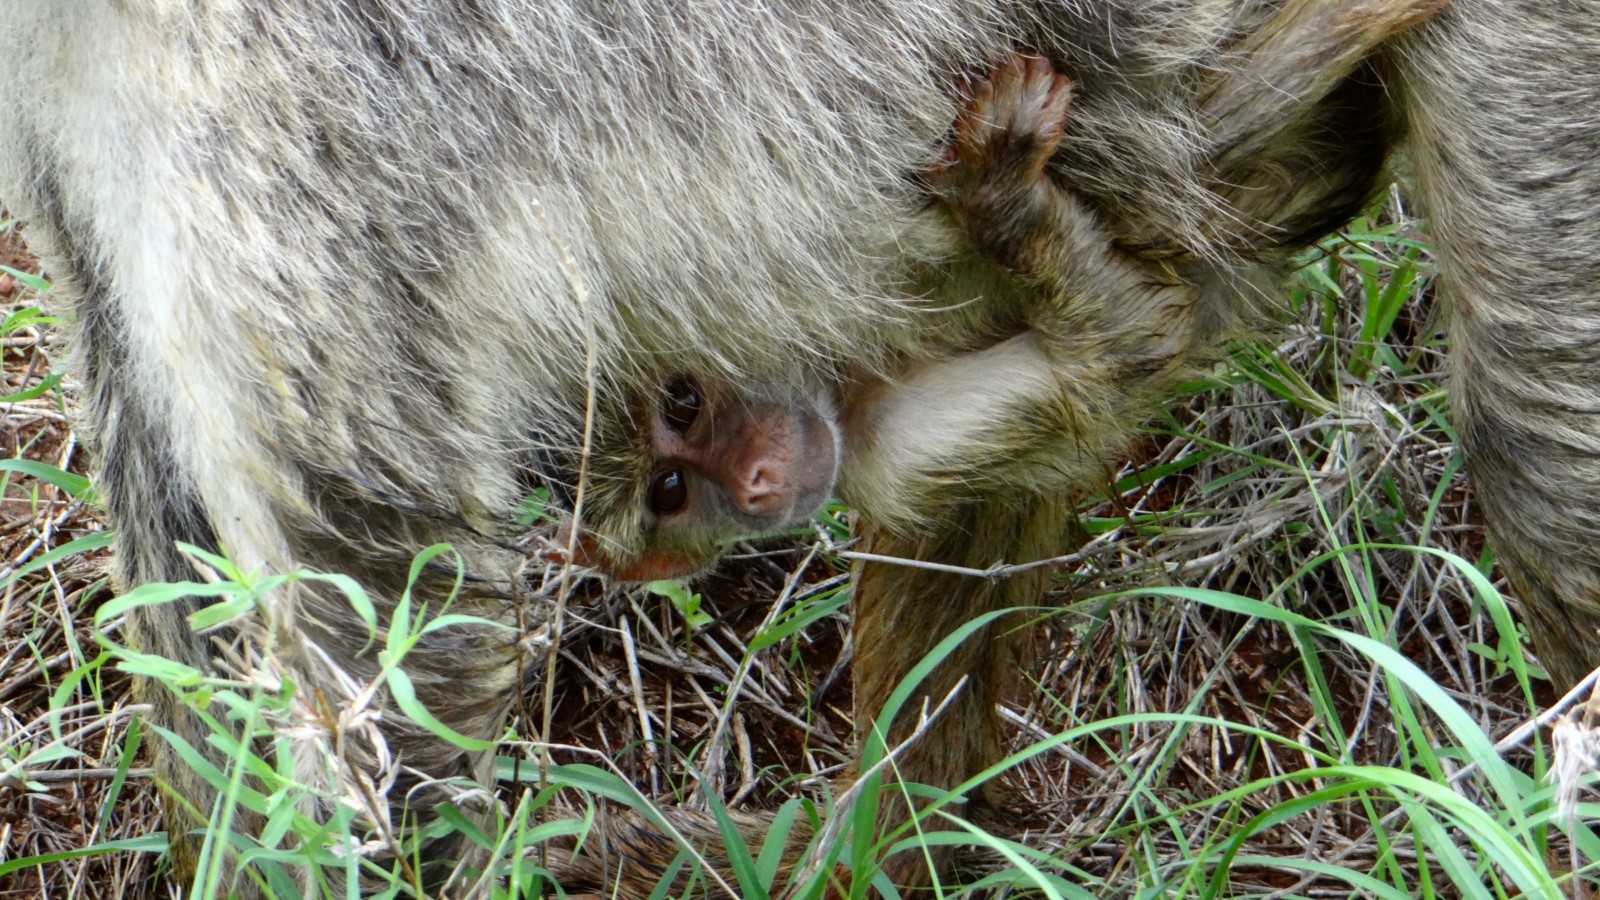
[549,373,841,581]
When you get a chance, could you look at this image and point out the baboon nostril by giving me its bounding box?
[740,466,782,513]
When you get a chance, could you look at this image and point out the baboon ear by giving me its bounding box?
[543,522,603,570]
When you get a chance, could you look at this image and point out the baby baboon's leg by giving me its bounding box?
[850,495,1071,889]
[820,0,1453,535]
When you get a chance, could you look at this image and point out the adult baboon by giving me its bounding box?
[1,0,1590,895]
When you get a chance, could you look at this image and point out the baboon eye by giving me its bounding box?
[661,375,702,433]
[649,468,689,515]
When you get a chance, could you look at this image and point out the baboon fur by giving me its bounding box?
[2,0,1597,894]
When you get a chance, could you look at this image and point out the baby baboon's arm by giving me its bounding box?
[842,55,1194,531]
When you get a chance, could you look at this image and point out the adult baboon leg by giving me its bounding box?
[64,214,523,891]
[21,197,274,889]
[1392,3,1600,688]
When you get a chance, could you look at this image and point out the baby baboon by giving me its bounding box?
[3,0,1593,896]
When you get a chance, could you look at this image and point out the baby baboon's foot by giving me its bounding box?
[952,54,1073,179]
[932,53,1074,271]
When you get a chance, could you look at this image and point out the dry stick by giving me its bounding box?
[838,463,1341,585]
[617,614,660,787]
[530,195,604,880]
[834,549,1058,582]
[729,714,761,807]
[1477,665,1600,773]
[12,767,154,784]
